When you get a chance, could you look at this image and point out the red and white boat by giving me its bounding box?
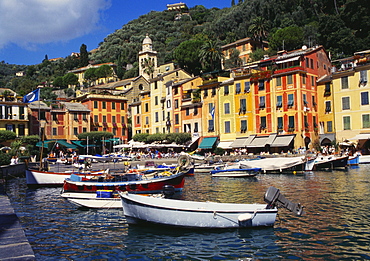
[61,169,187,208]
[26,169,109,186]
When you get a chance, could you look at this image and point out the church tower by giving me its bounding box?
[139,34,157,80]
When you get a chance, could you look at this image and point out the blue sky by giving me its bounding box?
[0,0,231,66]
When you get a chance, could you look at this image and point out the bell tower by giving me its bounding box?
[139,34,157,80]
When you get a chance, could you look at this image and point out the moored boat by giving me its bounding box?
[26,169,109,186]
[62,168,186,194]
[193,163,224,173]
[119,186,304,229]
[313,155,349,170]
[61,191,122,209]
[239,156,308,173]
[210,167,261,178]
[359,154,370,164]
[348,153,360,166]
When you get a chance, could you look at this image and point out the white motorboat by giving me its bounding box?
[313,155,348,170]
[193,163,223,173]
[210,167,260,177]
[26,169,108,186]
[358,154,370,164]
[61,192,121,209]
[119,186,304,229]
[239,156,308,173]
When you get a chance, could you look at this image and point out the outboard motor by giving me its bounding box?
[264,186,305,216]
[162,185,175,198]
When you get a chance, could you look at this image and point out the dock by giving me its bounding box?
[0,181,35,261]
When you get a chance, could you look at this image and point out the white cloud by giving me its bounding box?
[0,0,111,49]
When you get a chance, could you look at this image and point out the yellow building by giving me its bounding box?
[149,68,192,134]
[222,37,268,67]
[69,62,117,88]
[166,2,187,11]
[331,54,370,147]
[317,75,336,146]
[197,75,228,150]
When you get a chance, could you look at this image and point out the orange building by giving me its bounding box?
[75,92,128,143]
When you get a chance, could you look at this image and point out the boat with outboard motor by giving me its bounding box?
[119,186,304,229]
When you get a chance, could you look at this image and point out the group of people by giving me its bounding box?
[10,155,19,165]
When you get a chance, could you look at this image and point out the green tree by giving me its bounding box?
[223,48,242,69]
[0,152,11,166]
[199,40,223,72]
[77,131,113,154]
[21,135,40,156]
[84,67,97,86]
[132,133,150,143]
[41,87,58,101]
[116,55,126,80]
[63,72,79,87]
[79,44,89,67]
[269,26,304,51]
[0,130,17,142]
[147,133,166,143]
[166,133,191,144]
[53,76,65,88]
[173,39,204,76]
[95,64,113,82]
[26,65,37,78]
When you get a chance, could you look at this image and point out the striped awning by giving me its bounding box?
[270,135,295,147]
[247,136,269,148]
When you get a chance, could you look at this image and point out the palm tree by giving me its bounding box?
[141,58,155,78]
[199,40,223,72]
[248,17,269,49]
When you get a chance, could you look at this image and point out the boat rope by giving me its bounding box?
[212,210,257,224]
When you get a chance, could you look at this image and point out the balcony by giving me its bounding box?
[250,70,272,83]
[273,66,304,76]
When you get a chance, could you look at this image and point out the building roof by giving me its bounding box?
[222,37,268,49]
[28,101,50,110]
[60,102,90,112]
[69,62,116,73]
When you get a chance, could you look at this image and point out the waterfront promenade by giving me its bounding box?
[0,181,35,260]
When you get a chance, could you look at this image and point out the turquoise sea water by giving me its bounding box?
[6,165,370,260]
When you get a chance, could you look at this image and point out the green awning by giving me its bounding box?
[71,140,95,148]
[56,140,78,149]
[198,137,218,149]
[36,140,77,149]
[36,140,52,148]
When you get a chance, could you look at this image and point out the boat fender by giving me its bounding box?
[238,213,253,221]
[162,185,175,198]
[177,155,191,169]
[238,213,254,227]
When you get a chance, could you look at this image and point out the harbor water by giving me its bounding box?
[5,165,370,260]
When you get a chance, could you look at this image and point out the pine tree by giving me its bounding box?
[79,44,89,68]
